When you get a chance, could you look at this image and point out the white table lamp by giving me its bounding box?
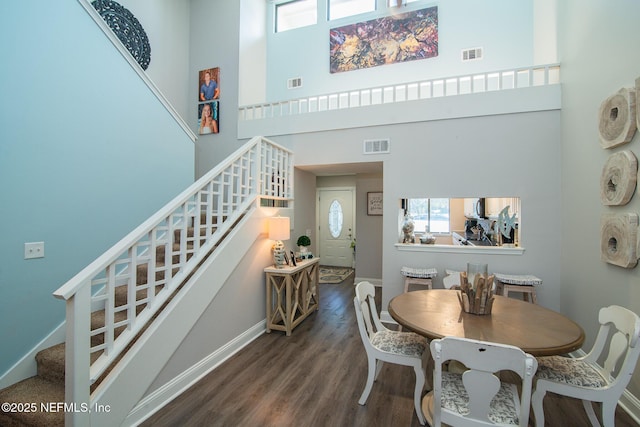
[268,216,290,268]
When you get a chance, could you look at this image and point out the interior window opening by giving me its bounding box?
[405,198,450,234]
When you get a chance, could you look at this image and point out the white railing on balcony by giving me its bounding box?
[238,64,560,122]
[53,136,292,422]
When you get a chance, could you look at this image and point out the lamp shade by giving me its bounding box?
[268,216,290,241]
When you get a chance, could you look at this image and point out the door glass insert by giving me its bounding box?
[328,199,344,238]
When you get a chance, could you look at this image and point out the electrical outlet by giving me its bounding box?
[25,242,45,259]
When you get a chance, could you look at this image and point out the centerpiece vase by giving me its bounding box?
[458,268,495,315]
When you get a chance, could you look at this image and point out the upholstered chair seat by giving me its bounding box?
[536,355,607,388]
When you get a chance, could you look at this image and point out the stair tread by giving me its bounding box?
[0,376,64,426]
[35,342,103,385]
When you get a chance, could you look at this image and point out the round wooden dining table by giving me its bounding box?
[388,289,585,356]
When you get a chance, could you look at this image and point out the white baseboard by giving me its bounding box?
[620,390,640,425]
[354,276,382,287]
[124,321,266,427]
[0,321,66,390]
[570,350,640,424]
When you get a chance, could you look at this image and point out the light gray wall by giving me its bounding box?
[0,1,194,375]
[355,174,384,281]
[147,234,273,392]
[293,169,318,253]
[559,0,640,398]
[280,109,562,312]
[381,112,562,305]
[265,0,534,102]
[190,0,244,177]
[239,0,267,106]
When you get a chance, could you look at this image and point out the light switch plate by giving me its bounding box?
[25,242,45,259]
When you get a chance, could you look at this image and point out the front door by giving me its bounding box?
[318,188,355,268]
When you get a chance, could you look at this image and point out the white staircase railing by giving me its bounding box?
[53,136,292,423]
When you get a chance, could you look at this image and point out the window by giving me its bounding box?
[329,0,375,21]
[328,199,344,238]
[276,0,317,33]
[387,0,420,6]
[406,198,450,233]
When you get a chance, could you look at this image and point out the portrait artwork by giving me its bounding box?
[198,101,219,135]
[197,67,220,135]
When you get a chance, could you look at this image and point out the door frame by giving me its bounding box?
[316,186,356,267]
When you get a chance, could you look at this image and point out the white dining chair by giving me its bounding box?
[423,336,537,427]
[443,269,461,289]
[532,305,640,427]
[353,281,429,425]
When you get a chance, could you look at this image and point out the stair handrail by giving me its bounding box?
[53,136,292,301]
[52,136,292,424]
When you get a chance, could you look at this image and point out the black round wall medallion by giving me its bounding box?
[92,0,151,70]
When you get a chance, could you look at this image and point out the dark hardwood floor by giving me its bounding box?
[142,276,639,427]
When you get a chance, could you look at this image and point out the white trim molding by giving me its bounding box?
[124,321,266,426]
[395,243,525,255]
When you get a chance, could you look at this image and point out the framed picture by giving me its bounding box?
[198,67,220,101]
[367,192,383,216]
[198,101,219,135]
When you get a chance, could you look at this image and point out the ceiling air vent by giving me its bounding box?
[462,47,483,62]
[287,77,302,89]
[363,139,390,154]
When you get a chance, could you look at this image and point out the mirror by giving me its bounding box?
[399,197,521,247]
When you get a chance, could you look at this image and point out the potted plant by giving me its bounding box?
[297,235,311,253]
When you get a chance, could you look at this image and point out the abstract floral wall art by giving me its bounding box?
[330,7,438,73]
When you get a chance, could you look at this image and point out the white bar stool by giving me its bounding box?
[494,273,542,304]
[401,267,437,293]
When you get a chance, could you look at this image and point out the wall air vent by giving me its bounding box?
[462,47,483,62]
[363,139,390,154]
[287,77,302,89]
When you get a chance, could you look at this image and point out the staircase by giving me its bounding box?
[0,137,293,426]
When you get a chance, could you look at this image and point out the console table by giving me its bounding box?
[265,257,320,336]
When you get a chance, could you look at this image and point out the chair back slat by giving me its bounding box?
[430,337,537,427]
[600,305,640,347]
[462,370,500,422]
[604,331,630,376]
[355,281,376,338]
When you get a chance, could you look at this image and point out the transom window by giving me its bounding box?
[406,198,450,233]
[276,0,317,33]
[328,0,375,21]
[387,0,419,7]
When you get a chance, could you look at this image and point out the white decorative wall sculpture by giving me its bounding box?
[598,81,639,268]
[600,213,639,269]
[600,150,638,206]
[598,87,636,149]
